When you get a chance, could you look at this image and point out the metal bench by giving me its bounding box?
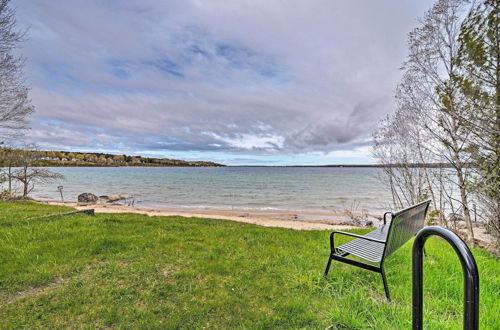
[324,200,431,300]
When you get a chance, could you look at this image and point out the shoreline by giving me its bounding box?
[33,199,498,253]
[37,199,376,231]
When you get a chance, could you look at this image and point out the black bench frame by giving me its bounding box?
[324,200,431,301]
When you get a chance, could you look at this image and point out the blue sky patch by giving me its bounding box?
[146,58,184,78]
[107,59,132,79]
[215,43,279,78]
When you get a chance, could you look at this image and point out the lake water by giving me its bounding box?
[29,166,392,214]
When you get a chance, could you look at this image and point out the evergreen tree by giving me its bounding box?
[458,0,499,243]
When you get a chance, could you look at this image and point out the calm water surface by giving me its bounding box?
[30,167,392,213]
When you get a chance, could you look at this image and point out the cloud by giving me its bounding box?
[13,0,435,163]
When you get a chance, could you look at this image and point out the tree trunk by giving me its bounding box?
[8,166,11,193]
[456,167,474,243]
[22,166,28,197]
[416,141,440,223]
[448,113,475,244]
[495,18,500,226]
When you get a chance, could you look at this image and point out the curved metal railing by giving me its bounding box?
[412,226,479,330]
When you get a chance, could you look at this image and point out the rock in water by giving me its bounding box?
[98,195,110,203]
[108,194,132,202]
[78,193,98,204]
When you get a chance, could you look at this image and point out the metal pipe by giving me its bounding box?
[57,185,64,202]
[412,226,479,330]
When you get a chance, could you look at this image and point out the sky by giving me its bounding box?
[13,0,435,165]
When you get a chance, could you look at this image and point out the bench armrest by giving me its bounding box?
[329,230,386,252]
[383,212,392,225]
[333,231,386,244]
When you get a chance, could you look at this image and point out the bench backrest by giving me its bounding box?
[382,200,431,259]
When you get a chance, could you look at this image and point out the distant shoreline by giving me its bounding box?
[30,163,225,167]
[31,163,454,168]
[233,163,456,168]
[1,147,454,168]
[0,147,225,167]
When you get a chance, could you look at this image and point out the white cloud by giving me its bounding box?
[207,132,284,150]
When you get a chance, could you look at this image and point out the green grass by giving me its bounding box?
[0,202,498,329]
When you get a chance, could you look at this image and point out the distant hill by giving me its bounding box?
[0,148,225,167]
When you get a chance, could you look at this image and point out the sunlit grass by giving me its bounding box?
[0,202,498,328]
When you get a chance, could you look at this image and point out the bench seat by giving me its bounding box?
[336,225,389,263]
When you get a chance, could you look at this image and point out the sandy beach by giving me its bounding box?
[37,199,377,231]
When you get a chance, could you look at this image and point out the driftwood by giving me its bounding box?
[25,209,94,220]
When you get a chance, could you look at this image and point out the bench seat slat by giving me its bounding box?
[335,226,389,263]
[365,225,389,240]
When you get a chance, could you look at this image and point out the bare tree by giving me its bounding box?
[373,110,430,210]
[0,145,19,194]
[396,72,457,227]
[10,147,64,198]
[0,0,33,140]
[401,0,476,243]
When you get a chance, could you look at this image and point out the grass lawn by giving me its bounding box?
[0,202,498,328]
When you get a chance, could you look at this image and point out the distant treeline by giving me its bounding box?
[0,148,224,167]
[321,163,455,168]
[247,163,456,168]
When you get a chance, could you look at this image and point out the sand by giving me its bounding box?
[37,200,373,231]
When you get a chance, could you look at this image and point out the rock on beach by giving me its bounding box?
[77,193,98,204]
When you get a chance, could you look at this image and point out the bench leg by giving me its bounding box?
[381,268,391,301]
[324,256,333,276]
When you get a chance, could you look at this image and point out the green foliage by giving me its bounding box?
[0,147,224,167]
[426,209,442,225]
[457,0,499,242]
[0,202,498,328]
[0,189,11,200]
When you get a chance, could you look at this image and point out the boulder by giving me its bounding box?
[77,193,98,204]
